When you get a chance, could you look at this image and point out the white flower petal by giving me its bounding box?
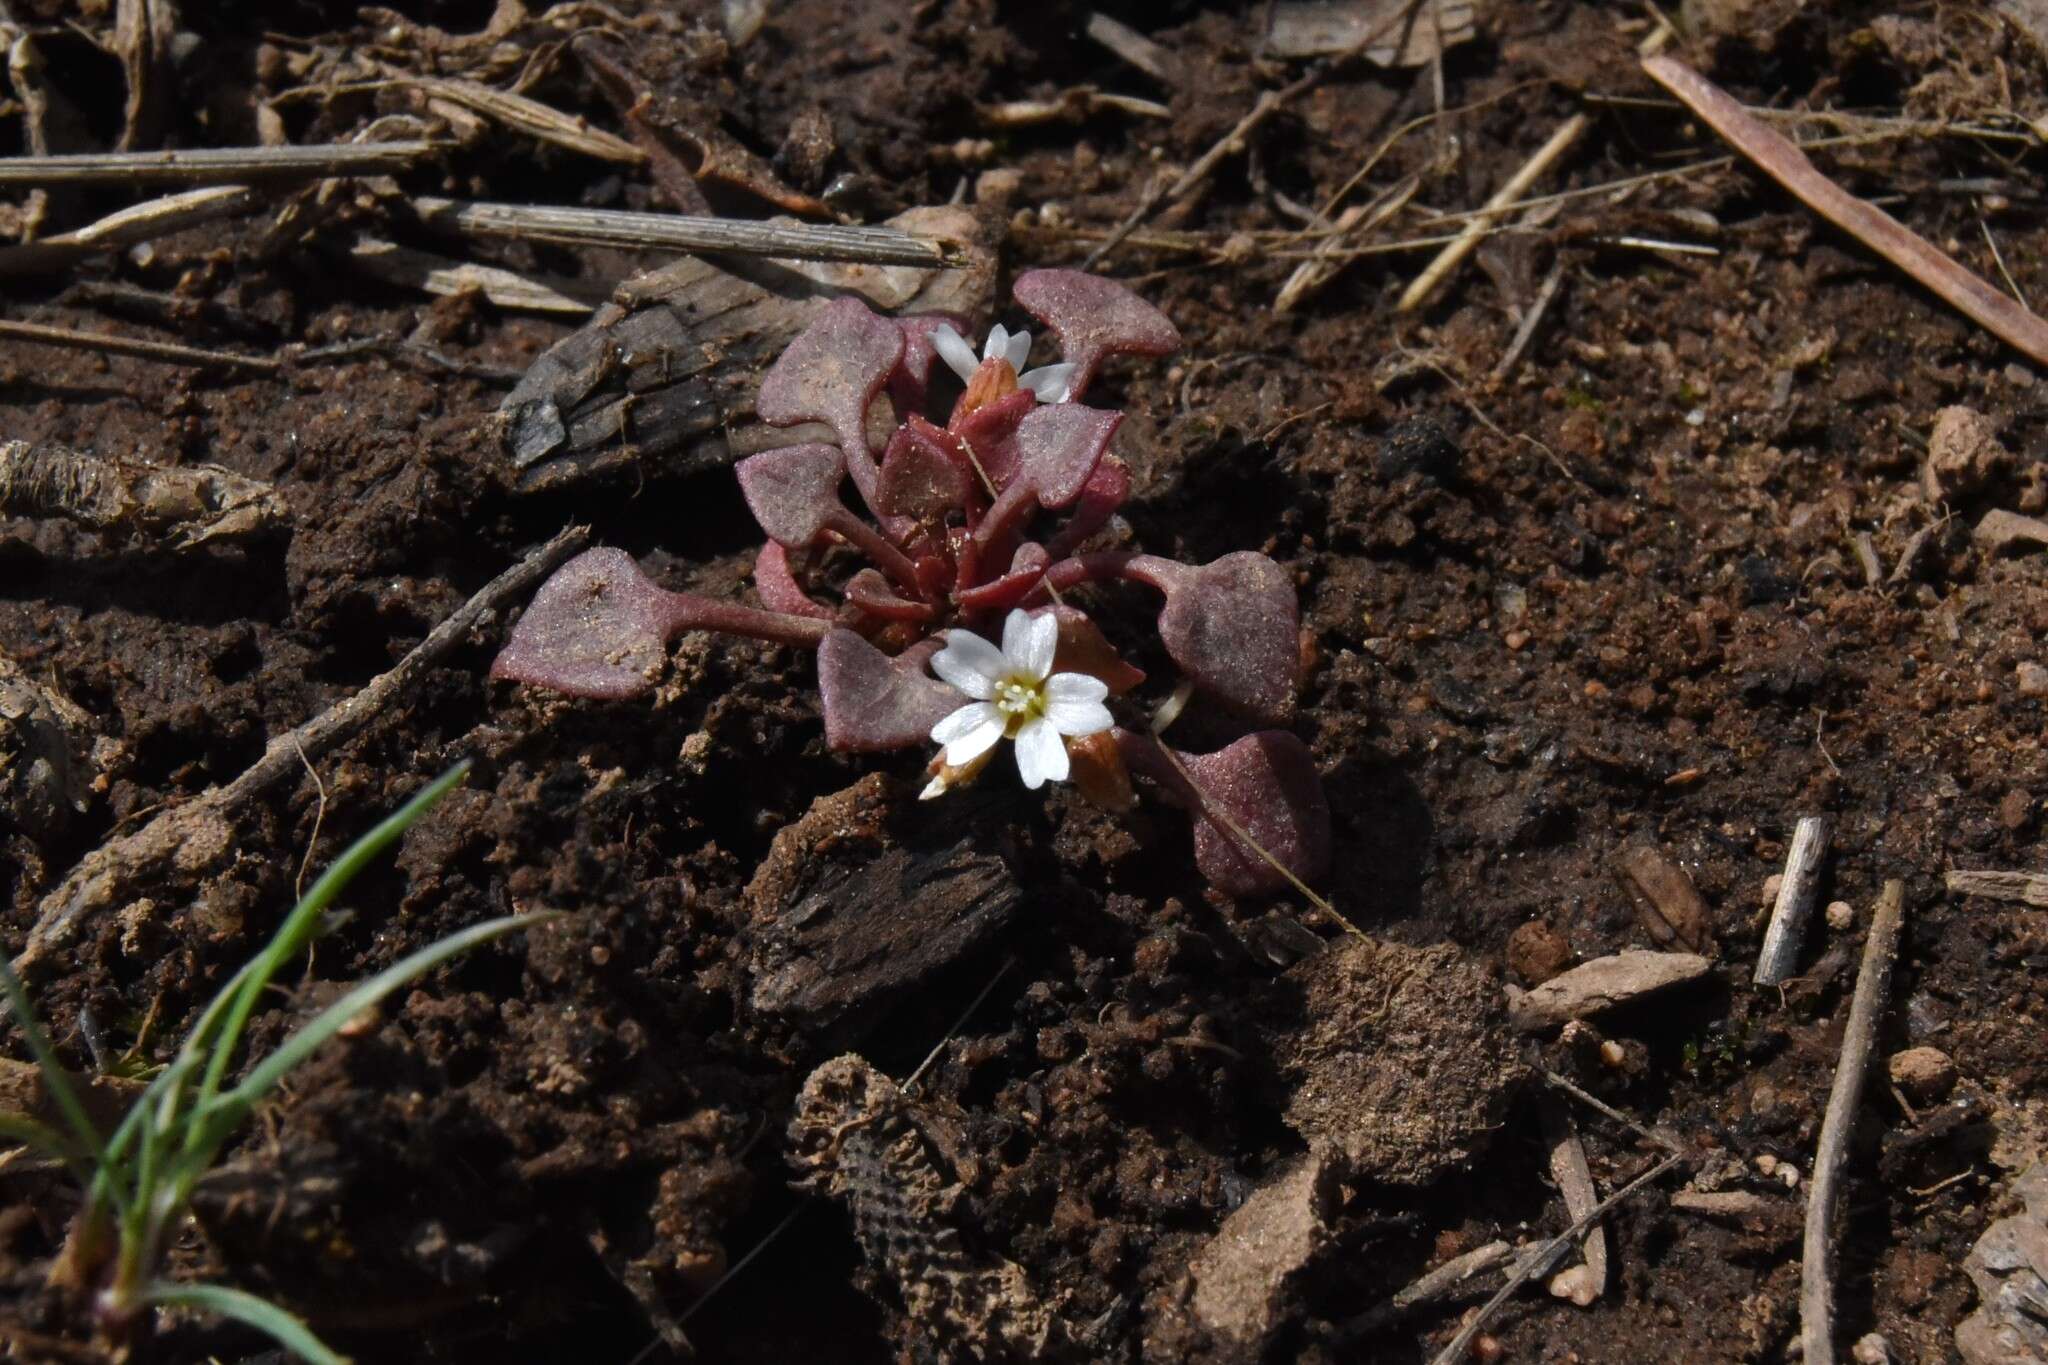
[1013,717,1069,788]
[999,608,1034,666]
[983,323,1010,364]
[930,324,980,383]
[1044,671,1109,705]
[1002,327,1032,372]
[1044,694,1114,736]
[931,630,1007,698]
[1015,610,1058,681]
[940,708,1006,767]
[1018,362,1076,403]
[931,700,999,746]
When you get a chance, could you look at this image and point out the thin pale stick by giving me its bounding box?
[1755,815,1831,986]
[1801,879,1906,1365]
[0,185,258,276]
[1490,260,1566,381]
[0,142,441,186]
[0,319,280,373]
[410,198,963,267]
[1427,1152,1686,1365]
[1400,24,1670,310]
[903,956,1014,1092]
[1643,55,2048,367]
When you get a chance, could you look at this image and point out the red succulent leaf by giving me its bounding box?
[845,568,938,623]
[1123,552,1299,723]
[491,547,678,700]
[735,443,847,547]
[753,541,834,619]
[889,313,966,414]
[984,403,1120,509]
[948,389,1034,481]
[1044,455,1130,559]
[956,542,1050,612]
[1013,268,1180,402]
[817,631,961,752]
[1119,729,1330,897]
[1049,605,1144,694]
[875,419,975,521]
[756,297,905,524]
[494,548,832,701]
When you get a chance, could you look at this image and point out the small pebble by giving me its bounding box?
[1507,920,1572,985]
[2018,661,2048,697]
[1888,1046,1958,1104]
[1851,1331,1893,1365]
[1598,1040,1626,1069]
[1826,899,1855,930]
[1504,629,1530,651]
[1755,1153,1778,1177]
[1760,873,1784,909]
[1778,1163,1801,1189]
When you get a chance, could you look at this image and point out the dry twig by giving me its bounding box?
[1086,12,1176,84]
[410,197,965,267]
[0,319,279,373]
[0,185,258,276]
[1755,815,1832,986]
[0,142,441,186]
[1945,869,2048,907]
[1643,56,2048,367]
[1801,879,1907,1365]
[16,525,592,971]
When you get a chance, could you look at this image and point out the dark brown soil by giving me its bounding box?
[4,2,2048,1362]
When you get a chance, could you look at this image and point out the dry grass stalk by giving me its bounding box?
[0,142,442,186]
[1945,869,2048,908]
[1755,815,1832,986]
[0,185,258,276]
[348,238,600,315]
[0,319,278,373]
[0,439,286,546]
[1086,12,1177,84]
[401,75,645,165]
[1643,55,2048,367]
[1801,880,1907,1365]
[410,197,965,267]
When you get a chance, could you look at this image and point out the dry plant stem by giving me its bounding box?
[0,320,279,373]
[0,142,440,186]
[1490,260,1567,381]
[1086,12,1176,84]
[0,439,286,546]
[1400,24,1670,311]
[1755,815,1832,986]
[1540,1097,1608,1302]
[1538,1068,1683,1154]
[1802,879,1907,1365]
[1427,1152,1687,1365]
[1343,1240,1513,1334]
[0,185,256,276]
[1642,56,2048,367]
[18,525,591,969]
[1945,869,2048,907]
[410,198,964,267]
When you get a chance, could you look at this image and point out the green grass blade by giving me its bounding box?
[192,912,552,1154]
[0,957,112,1175]
[140,1280,348,1365]
[191,762,473,1123]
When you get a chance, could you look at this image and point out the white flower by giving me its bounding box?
[925,609,1114,793]
[930,322,1077,404]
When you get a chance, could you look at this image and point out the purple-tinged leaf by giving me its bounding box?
[492,548,677,700]
[1119,729,1330,897]
[754,542,834,619]
[1127,552,1299,723]
[981,403,1120,508]
[1013,268,1180,402]
[735,443,846,547]
[845,569,938,623]
[948,388,1034,479]
[757,297,905,527]
[1044,455,1130,559]
[957,541,1049,612]
[1037,550,1300,722]
[876,419,975,521]
[889,313,966,414]
[818,631,961,752]
[494,547,833,701]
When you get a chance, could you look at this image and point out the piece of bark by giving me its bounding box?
[1267,0,1477,65]
[1947,869,2048,908]
[1509,950,1713,1033]
[1954,1163,2048,1365]
[742,774,1020,1048]
[1189,1155,1337,1348]
[0,652,94,837]
[1613,840,1713,953]
[497,205,993,492]
[0,439,287,549]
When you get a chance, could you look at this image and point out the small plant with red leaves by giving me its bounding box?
[493,270,1328,894]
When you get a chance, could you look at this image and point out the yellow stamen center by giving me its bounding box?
[992,675,1044,733]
